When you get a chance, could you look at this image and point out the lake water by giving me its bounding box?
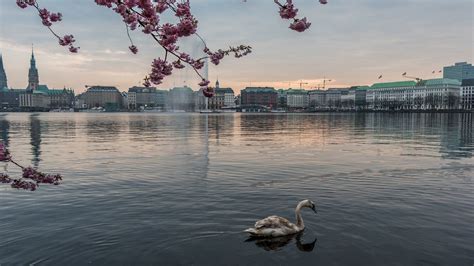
[0,113,473,265]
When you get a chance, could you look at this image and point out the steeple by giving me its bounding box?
[28,44,39,91]
[215,78,220,89]
[0,53,7,89]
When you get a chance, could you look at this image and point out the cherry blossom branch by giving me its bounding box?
[16,0,328,96]
[125,23,138,54]
[1,142,62,191]
[16,0,80,52]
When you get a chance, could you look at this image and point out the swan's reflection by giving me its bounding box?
[245,232,317,252]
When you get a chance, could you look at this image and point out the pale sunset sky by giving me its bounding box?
[0,0,473,94]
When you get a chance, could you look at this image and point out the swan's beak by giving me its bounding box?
[311,206,317,214]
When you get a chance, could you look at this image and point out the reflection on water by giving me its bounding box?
[246,232,317,252]
[29,114,42,167]
[0,113,473,265]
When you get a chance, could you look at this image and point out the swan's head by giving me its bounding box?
[301,199,317,213]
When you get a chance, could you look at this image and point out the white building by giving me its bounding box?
[127,91,136,109]
[367,79,461,110]
[223,88,235,107]
[340,88,356,110]
[308,90,325,108]
[461,79,474,110]
[286,89,309,108]
[19,91,51,109]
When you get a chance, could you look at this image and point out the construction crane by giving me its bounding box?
[299,81,309,89]
[314,77,332,90]
[402,72,424,85]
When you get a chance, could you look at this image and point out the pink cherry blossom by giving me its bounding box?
[129,45,138,54]
[202,87,215,98]
[278,0,298,19]
[1,141,63,191]
[289,17,311,32]
[199,79,210,87]
[59,34,75,46]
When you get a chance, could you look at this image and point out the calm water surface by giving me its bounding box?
[0,113,473,265]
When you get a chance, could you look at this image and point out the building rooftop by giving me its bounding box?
[171,86,193,92]
[129,86,157,93]
[424,78,461,86]
[286,89,308,94]
[243,87,276,93]
[353,86,371,90]
[215,87,234,94]
[87,86,120,93]
[371,81,417,89]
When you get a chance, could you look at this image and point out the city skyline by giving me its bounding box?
[0,0,473,93]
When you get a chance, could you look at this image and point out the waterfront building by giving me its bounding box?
[340,88,356,110]
[461,79,474,110]
[277,89,288,108]
[19,89,51,110]
[326,89,345,108]
[444,62,474,81]
[240,87,278,111]
[221,87,236,108]
[366,81,416,110]
[211,88,235,110]
[127,86,168,110]
[354,86,369,110]
[366,79,461,110]
[202,80,235,110]
[82,86,123,110]
[75,93,86,109]
[208,89,224,110]
[48,87,75,109]
[286,89,309,109]
[308,90,325,108]
[195,88,206,111]
[0,88,24,109]
[155,90,168,109]
[0,49,74,110]
[169,86,195,111]
[308,88,345,109]
[0,54,7,89]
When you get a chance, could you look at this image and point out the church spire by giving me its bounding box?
[0,53,7,89]
[28,44,39,91]
[215,78,220,89]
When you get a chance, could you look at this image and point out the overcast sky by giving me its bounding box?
[0,0,472,93]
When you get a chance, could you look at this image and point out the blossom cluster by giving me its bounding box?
[16,0,80,53]
[0,142,62,191]
[275,0,327,32]
[17,0,327,96]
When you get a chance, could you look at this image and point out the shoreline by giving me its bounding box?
[0,110,473,114]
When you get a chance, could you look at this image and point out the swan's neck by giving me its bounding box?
[295,202,305,229]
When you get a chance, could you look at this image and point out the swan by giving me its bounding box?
[244,199,317,238]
